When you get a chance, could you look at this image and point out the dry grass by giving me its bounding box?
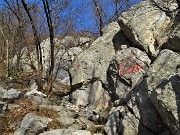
[0,98,61,135]
[7,72,36,90]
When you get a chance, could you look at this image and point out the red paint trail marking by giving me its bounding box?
[76,64,80,69]
[136,63,143,72]
[117,61,143,77]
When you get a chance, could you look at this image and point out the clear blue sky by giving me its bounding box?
[0,0,142,34]
[73,0,142,33]
[70,0,142,32]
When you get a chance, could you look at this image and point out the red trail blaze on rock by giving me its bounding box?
[117,63,143,76]
[76,63,80,69]
[136,63,143,72]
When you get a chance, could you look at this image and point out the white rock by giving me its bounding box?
[25,89,47,97]
[39,129,92,135]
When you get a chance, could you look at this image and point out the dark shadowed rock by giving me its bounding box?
[149,50,180,135]
[162,10,180,52]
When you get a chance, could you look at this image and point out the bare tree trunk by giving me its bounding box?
[21,0,43,91]
[0,26,9,78]
[92,0,104,36]
[42,0,55,95]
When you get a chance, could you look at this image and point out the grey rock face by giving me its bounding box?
[118,0,172,58]
[146,49,180,93]
[149,50,180,135]
[107,47,151,101]
[70,22,130,112]
[57,117,76,128]
[118,49,180,134]
[105,106,156,135]
[163,11,180,52]
[150,75,180,135]
[14,113,51,135]
[125,79,165,134]
[3,88,20,100]
[60,36,93,50]
[106,79,165,135]
[153,0,179,12]
[106,50,180,135]
[104,47,180,135]
[70,22,120,86]
[39,129,92,135]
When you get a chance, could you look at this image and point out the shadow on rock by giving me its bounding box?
[151,74,180,135]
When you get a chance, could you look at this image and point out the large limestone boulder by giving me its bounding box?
[112,49,180,134]
[69,22,130,112]
[149,50,180,135]
[105,106,157,135]
[107,47,151,101]
[120,49,180,134]
[107,50,180,134]
[70,22,120,85]
[150,74,180,135]
[145,49,180,93]
[106,79,165,135]
[118,0,172,58]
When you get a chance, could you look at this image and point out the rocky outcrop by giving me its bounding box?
[68,1,180,134]
[149,50,180,135]
[69,22,131,112]
[118,0,177,58]
[60,36,93,50]
[1,0,180,135]
[107,47,151,101]
[150,74,180,135]
[106,49,180,135]
[11,34,94,87]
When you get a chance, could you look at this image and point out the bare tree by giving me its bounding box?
[42,0,54,94]
[0,23,10,77]
[21,0,43,91]
[92,0,104,36]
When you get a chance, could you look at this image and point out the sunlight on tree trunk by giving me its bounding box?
[21,0,43,91]
[42,0,55,95]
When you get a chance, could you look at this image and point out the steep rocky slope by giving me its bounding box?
[0,0,179,135]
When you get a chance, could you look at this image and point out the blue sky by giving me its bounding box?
[70,0,142,32]
[0,0,142,34]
